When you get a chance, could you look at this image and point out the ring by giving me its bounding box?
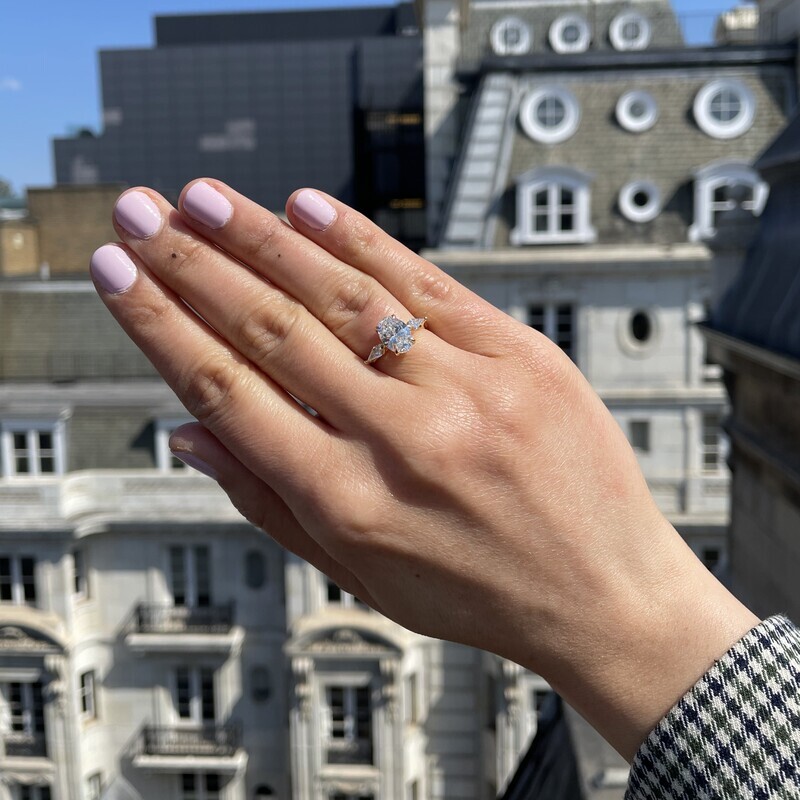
[366,315,428,364]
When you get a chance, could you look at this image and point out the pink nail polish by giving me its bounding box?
[90,245,137,294]
[170,450,219,480]
[183,182,233,229]
[114,191,162,239]
[293,189,337,231]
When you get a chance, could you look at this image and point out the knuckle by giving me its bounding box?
[337,211,379,263]
[241,215,283,265]
[178,353,240,427]
[320,276,377,336]
[238,297,303,361]
[167,237,208,278]
[409,267,453,306]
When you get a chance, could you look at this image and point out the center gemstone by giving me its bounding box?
[377,315,406,342]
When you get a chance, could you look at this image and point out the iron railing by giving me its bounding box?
[3,731,47,758]
[138,723,241,758]
[129,602,235,635]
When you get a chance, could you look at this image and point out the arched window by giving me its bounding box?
[511,167,596,245]
[689,161,768,242]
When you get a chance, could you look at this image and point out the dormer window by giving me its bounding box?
[694,79,756,140]
[0,420,65,478]
[549,14,591,54]
[609,12,652,51]
[519,87,581,144]
[689,161,768,242]
[511,167,596,245]
[490,17,532,56]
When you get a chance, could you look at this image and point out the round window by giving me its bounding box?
[520,87,581,144]
[244,550,266,589]
[630,311,653,343]
[609,12,652,51]
[619,181,661,223]
[694,80,755,139]
[490,17,532,56]
[549,14,591,54]
[616,91,658,133]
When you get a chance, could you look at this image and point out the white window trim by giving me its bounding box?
[0,419,66,478]
[0,555,36,606]
[172,666,216,726]
[512,167,596,245]
[168,545,212,608]
[616,90,658,133]
[609,12,652,51]
[319,677,374,764]
[694,79,756,140]
[689,160,769,242]
[490,16,532,56]
[619,181,662,223]
[549,14,591,54]
[155,417,193,473]
[519,86,581,144]
[79,670,96,720]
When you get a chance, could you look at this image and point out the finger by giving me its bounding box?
[175,179,464,383]
[89,242,340,503]
[169,422,379,609]
[111,188,391,423]
[285,188,507,355]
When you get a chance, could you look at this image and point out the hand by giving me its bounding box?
[91,181,759,760]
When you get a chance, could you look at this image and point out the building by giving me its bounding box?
[420,0,797,575]
[702,111,800,623]
[52,4,427,250]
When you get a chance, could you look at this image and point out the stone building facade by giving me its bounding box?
[422,0,797,571]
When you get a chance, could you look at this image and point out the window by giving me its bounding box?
[616,91,658,133]
[549,14,591,53]
[325,685,373,764]
[609,12,652,51]
[87,773,103,800]
[528,304,576,361]
[694,80,755,139]
[630,311,655,344]
[0,556,36,605]
[701,547,722,571]
[519,87,581,144]
[73,549,88,598]
[689,161,768,242]
[0,421,64,477]
[18,788,51,800]
[512,168,595,245]
[619,181,661,223]
[629,421,651,453]
[79,671,97,719]
[702,413,725,473]
[325,578,368,609]
[405,674,419,724]
[489,17,531,55]
[155,418,193,472]
[181,773,220,800]
[175,667,216,723]
[244,550,266,589]
[4,681,45,739]
[170,545,211,607]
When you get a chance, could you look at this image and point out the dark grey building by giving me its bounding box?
[53,3,427,248]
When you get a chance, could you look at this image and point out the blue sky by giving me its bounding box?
[0,0,742,194]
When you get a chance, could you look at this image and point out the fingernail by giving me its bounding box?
[170,450,219,480]
[183,182,233,229]
[114,191,162,239]
[90,245,137,294]
[293,189,336,231]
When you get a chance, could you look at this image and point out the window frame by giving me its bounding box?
[79,670,97,721]
[528,303,577,362]
[169,545,212,608]
[489,16,532,56]
[689,161,769,242]
[0,555,37,606]
[549,14,591,54]
[616,90,658,133]
[320,678,374,766]
[609,12,652,51]
[694,79,756,140]
[73,549,89,600]
[0,419,66,478]
[629,420,651,453]
[701,411,728,474]
[519,87,581,145]
[619,181,662,223]
[512,167,596,245]
[173,666,217,726]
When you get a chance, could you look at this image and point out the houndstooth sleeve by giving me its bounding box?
[625,615,800,800]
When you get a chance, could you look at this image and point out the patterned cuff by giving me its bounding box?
[625,615,800,800]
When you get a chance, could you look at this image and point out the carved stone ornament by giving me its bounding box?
[380,658,400,721]
[306,627,393,655]
[0,625,55,652]
[292,657,313,720]
[320,776,379,795]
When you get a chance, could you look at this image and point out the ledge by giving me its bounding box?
[133,750,247,774]
[125,627,244,656]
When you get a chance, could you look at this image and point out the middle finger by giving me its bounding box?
[112,188,388,430]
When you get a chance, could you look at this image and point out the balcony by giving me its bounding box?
[124,603,243,655]
[0,732,54,779]
[132,723,247,774]
[325,737,373,766]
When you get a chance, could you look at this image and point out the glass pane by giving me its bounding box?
[176,668,191,717]
[528,306,545,332]
[0,557,11,601]
[630,100,646,118]
[327,579,343,603]
[563,24,580,43]
[560,213,574,231]
[195,546,211,607]
[534,189,548,208]
[170,547,187,606]
[21,557,36,603]
[623,20,640,40]
[328,687,345,737]
[12,432,26,450]
[39,457,55,474]
[560,188,574,207]
[535,212,549,232]
[32,682,45,731]
[15,454,31,474]
[38,432,53,450]
[201,669,215,722]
